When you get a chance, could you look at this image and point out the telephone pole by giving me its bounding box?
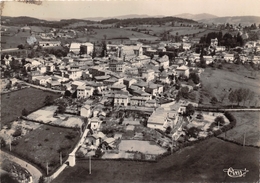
[89,155,91,175]
[243,132,246,147]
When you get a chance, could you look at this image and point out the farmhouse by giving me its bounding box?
[39,41,61,47]
[175,65,189,77]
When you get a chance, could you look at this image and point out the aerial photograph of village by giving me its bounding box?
[0,0,259,182]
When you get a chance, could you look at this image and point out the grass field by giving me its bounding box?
[77,28,159,42]
[199,64,260,106]
[53,137,259,183]
[10,125,80,174]
[219,112,260,146]
[1,87,61,126]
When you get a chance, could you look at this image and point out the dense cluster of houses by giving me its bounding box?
[1,30,260,133]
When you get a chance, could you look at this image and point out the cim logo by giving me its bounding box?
[223,167,249,178]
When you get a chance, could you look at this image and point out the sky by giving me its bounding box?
[2,0,260,20]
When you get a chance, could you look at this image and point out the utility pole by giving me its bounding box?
[60,152,62,165]
[89,155,91,175]
[9,139,12,152]
[243,132,246,147]
[46,162,49,175]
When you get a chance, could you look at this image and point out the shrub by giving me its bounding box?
[214,116,225,126]
[12,128,22,137]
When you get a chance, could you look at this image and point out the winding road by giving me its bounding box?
[1,150,42,183]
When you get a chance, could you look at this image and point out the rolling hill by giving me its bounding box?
[174,13,218,21]
[199,16,260,25]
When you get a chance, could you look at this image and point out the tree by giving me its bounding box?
[189,73,200,84]
[179,86,189,99]
[17,44,24,49]
[22,108,28,116]
[12,128,22,137]
[44,95,54,106]
[101,41,107,57]
[185,104,195,116]
[233,88,244,106]
[0,137,6,148]
[210,96,218,105]
[64,90,71,97]
[228,91,236,108]
[214,116,225,127]
[57,105,66,114]
[186,127,200,138]
[38,176,45,183]
[21,58,26,66]
[6,82,12,90]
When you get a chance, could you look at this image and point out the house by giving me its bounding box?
[34,76,52,86]
[69,42,94,55]
[67,69,82,80]
[46,80,60,89]
[111,84,126,91]
[159,71,170,84]
[175,65,189,77]
[215,46,226,52]
[224,54,234,63]
[77,85,94,98]
[71,80,85,90]
[203,56,214,64]
[145,83,163,96]
[123,78,137,88]
[183,43,191,50]
[113,93,129,106]
[130,96,149,106]
[28,70,42,82]
[39,41,61,47]
[89,117,102,131]
[138,67,155,82]
[117,44,143,61]
[210,38,218,47]
[145,99,157,107]
[80,104,92,118]
[109,58,125,73]
[147,108,178,131]
[155,55,169,69]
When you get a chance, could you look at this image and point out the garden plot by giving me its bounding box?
[119,140,167,155]
[52,116,83,128]
[27,106,58,123]
[0,120,42,143]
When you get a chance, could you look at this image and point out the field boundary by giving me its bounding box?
[216,136,260,148]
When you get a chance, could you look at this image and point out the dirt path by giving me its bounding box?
[1,150,42,183]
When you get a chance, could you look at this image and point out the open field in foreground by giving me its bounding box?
[1,87,61,126]
[8,125,80,174]
[219,111,260,146]
[53,138,259,183]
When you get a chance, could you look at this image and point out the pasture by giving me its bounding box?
[76,28,159,42]
[53,137,259,183]
[1,87,61,126]
[219,111,260,146]
[9,125,80,174]
[199,64,260,106]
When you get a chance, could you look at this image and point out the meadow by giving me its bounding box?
[9,125,80,175]
[1,87,61,126]
[219,111,260,147]
[53,137,259,183]
[199,64,260,107]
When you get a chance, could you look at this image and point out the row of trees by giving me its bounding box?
[228,88,255,107]
[199,32,244,48]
